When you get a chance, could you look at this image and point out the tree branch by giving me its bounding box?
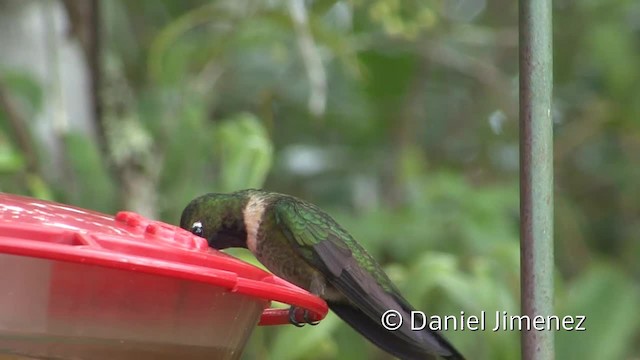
[288,0,327,118]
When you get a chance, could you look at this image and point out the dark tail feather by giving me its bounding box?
[328,302,465,360]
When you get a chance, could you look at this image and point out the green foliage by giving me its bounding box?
[0,69,50,199]
[368,0,438,39]
[1,71,43,113]
[61,133,117,212]
[556,264,640,360]
[0,139,24,174]
[215,113,274,192]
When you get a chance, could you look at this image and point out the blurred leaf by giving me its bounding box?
[154,91,214,221]
[25,174,53,201]
[62,133,117,212]
[556,263,640,360]
[0,139,24,173]
[311,0,340,14]
[216,113,274,192]
[1,71,43,112]
[587,22,638,97]
[148,2,238,85]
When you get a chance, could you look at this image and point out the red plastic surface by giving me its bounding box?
[0,193,327,325]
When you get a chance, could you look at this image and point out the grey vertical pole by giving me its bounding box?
[519,0,554,359]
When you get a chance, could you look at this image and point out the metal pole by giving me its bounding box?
[519,0,554,359]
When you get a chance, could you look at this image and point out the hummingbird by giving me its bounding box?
[180,189,465,360]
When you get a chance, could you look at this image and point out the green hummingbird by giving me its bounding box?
[180,189,465,360]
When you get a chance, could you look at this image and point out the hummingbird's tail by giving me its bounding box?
[328,302,465,360]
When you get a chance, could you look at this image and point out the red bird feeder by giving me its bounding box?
[0,193,327,359]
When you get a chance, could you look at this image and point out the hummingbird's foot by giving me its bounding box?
[288,306,305,327]
[304,309,320,326]
[288,307,320,327]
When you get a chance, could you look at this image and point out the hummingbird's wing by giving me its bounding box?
[273,198,464,360]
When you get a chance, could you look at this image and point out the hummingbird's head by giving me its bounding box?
[179,193,249,250]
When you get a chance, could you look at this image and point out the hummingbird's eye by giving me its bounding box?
[191,221,204,237]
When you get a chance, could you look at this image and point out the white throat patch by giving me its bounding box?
[243,194,266,253]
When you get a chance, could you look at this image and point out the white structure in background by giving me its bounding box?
[0,0,95,179]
